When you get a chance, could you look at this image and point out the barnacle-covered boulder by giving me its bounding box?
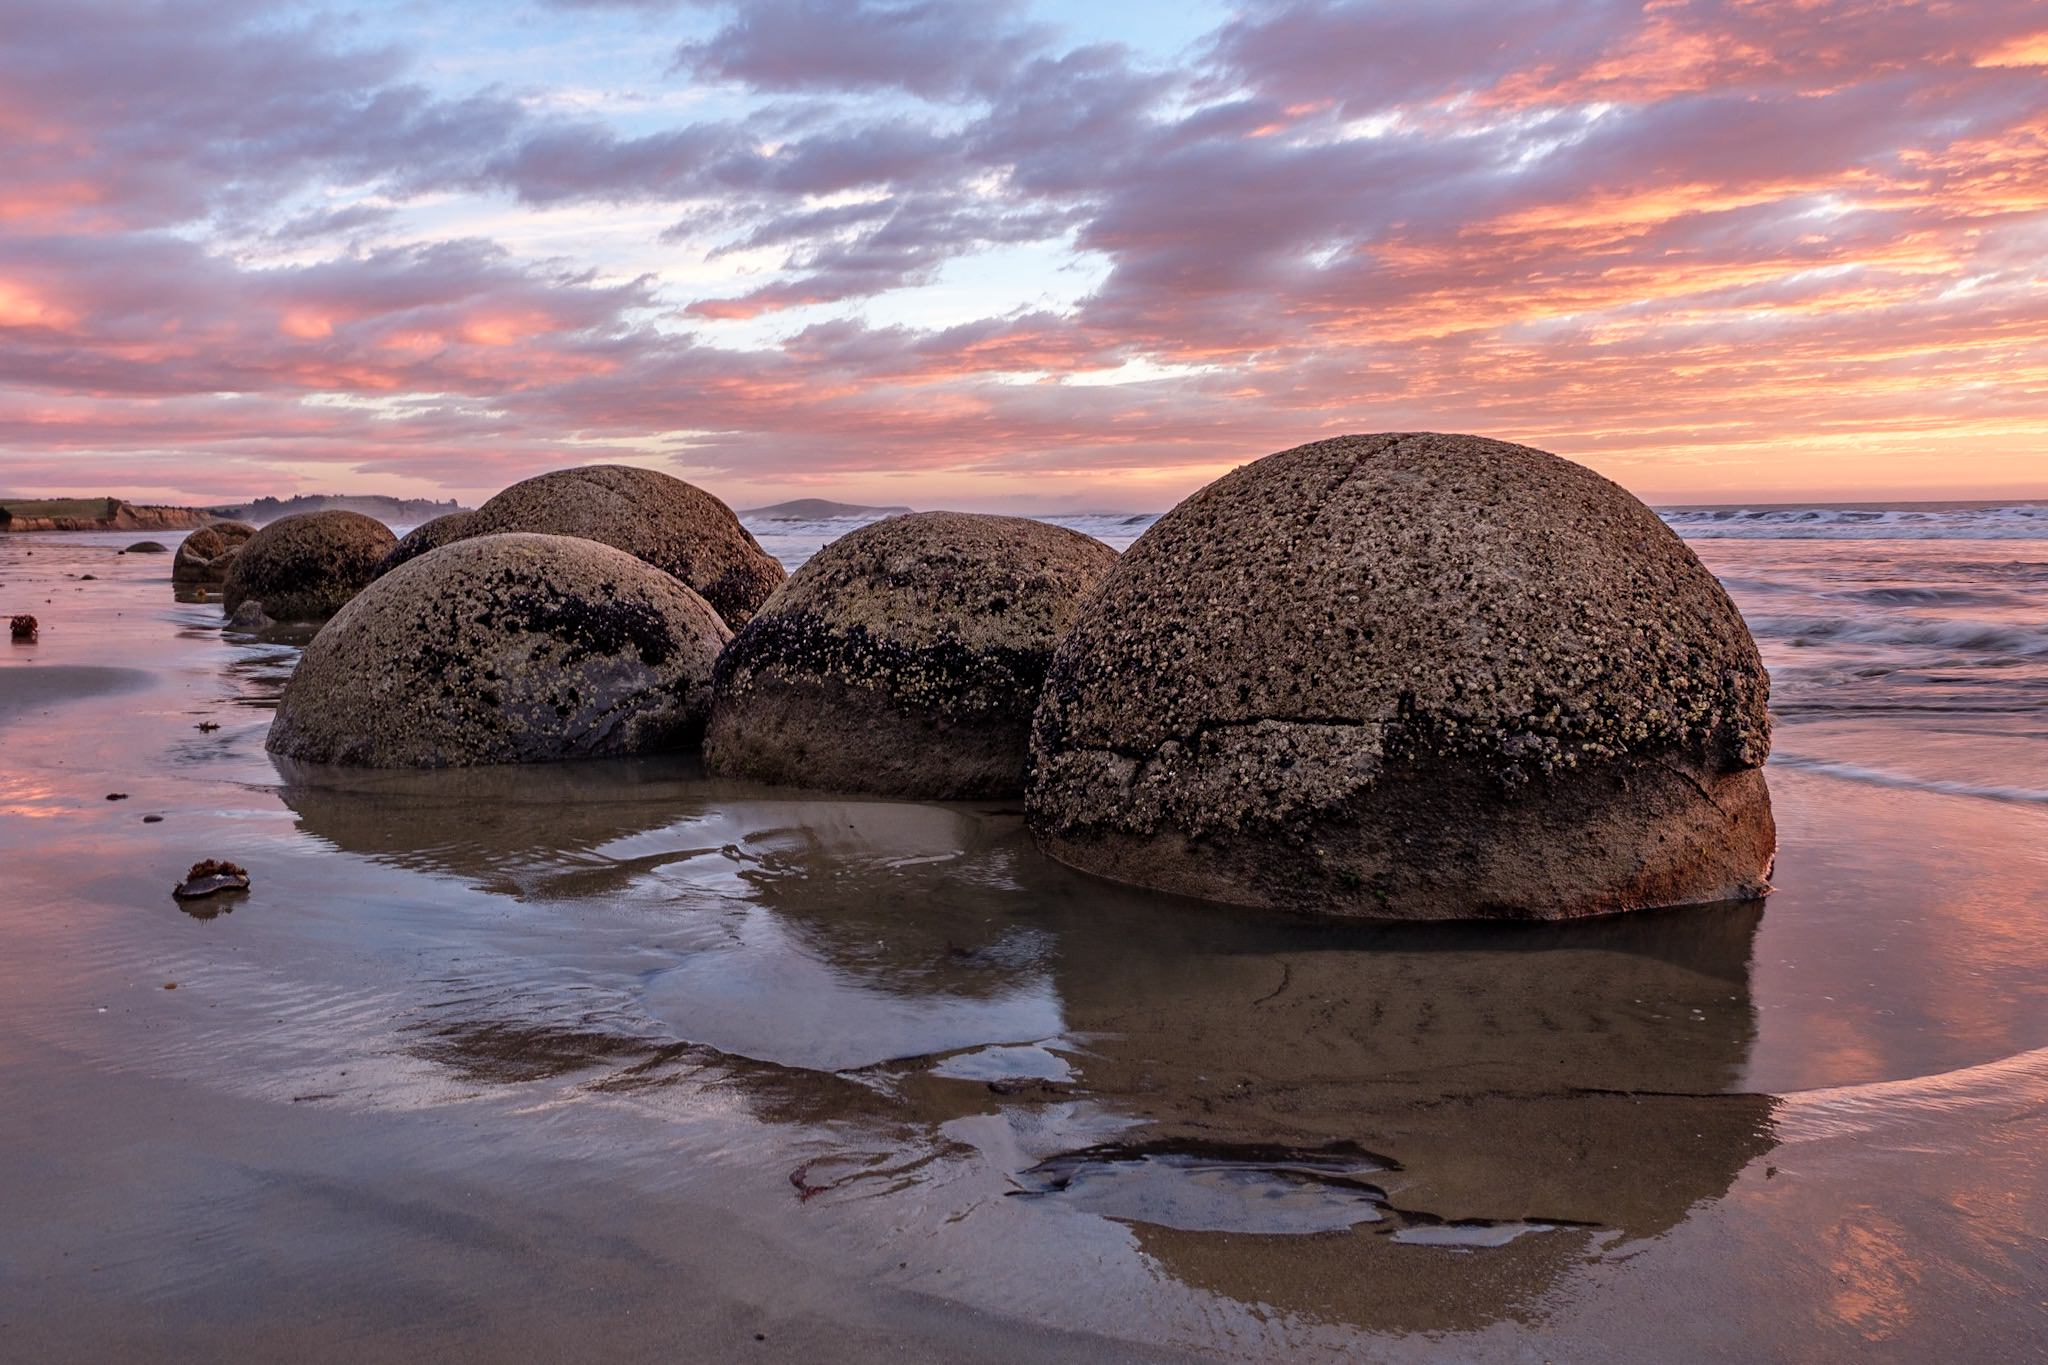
[705,512,1117,798]
[447,465,785,627]
[267,533,728,768]
[222,512,393,621]
[1026,433,1775,920]
[372,509,481,579]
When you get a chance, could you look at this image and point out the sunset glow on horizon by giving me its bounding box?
[3,0,2046,511]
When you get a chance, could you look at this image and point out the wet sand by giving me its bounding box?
[0,662,152,729]
[1,531,2045,1361]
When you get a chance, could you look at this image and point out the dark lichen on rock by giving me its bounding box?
[705,511,1118,798]
[1026,432,1775,921]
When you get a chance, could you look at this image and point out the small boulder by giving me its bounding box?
[1027,433,1775,921]
[705,512,1118,798]
[372,509,481,579]
[223,512,395,623]
[9,614,36,642]
[227,599,273,630]
[266,533,730,768]
[172,522,257,585]
[441,465,785,627]
[125,540,170,554]
[174,859,249,900]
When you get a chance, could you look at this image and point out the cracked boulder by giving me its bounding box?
[172,521,256,585]
[267,532,730,768]
[1026,432,1775,920]
[223,511,395,622]
[425,464,786,628]
[705,511,1118,798]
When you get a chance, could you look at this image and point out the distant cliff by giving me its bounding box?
[217,494,468,526]
[741,499,913,521]
[0,499,214,532]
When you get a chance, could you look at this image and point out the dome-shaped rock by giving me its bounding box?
[267,533,730,768]
[172,521,256,585]
[373,509,481,579]
[124,540,170,554]
[223,512,395,622]
[706,512,1118,798]
[1026,433,1774,920]
[442,465,784,626]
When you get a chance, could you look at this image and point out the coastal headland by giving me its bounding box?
[0,498,214,533]
[0,493,468,533]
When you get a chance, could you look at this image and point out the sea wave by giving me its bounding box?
[1770,753,2048,804]
[1744,613,2048,658]
[1660,504,2048,540]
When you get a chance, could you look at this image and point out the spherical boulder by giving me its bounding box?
[373,509,481,579]
[267,533,731,768]
[705,512,1118,798]
[124,540,170,554]
[172,521,256,585]
[446,465,785,627]
[223,512,395,622]
[1026,433,1775,921]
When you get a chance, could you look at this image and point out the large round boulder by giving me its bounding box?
[705,512,1118,798]
[267,533,730,768]
[1027,433,1775,920]
[373,509,480,579]
[223,512,395,622]
[172,521,256,585]
[446,465,785,626]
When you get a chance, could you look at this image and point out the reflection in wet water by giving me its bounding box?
[271,750,1781,1331]
[5,531,2047,1358]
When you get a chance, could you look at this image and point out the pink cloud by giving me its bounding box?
[2,0,2045,505]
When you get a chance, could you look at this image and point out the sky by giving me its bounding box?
[2,0,2045,512]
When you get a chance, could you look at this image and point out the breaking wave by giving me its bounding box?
[1770,754,2048,805]
[1660,503,2048,540]
[1744,613,2048,658]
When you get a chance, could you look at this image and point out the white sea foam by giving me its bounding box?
[1769,754,2048,805]
[1743,613,2048,658]
[1658,503,2048,540]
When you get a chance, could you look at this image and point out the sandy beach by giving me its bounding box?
[1,521,2044,1361]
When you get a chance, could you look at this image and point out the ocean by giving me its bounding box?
[0,503,2043,1359]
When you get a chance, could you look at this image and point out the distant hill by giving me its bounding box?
[215,494,468,526]
[0,498,213,532]
[741,499,912,521]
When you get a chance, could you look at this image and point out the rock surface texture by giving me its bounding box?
[223,512,394,622]
[172,522,257,585]
[706,512,1118,798]
[1026,433,1775,920]
[430,466,785,627]
[267,533,730,768]
[374,510,481,579]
